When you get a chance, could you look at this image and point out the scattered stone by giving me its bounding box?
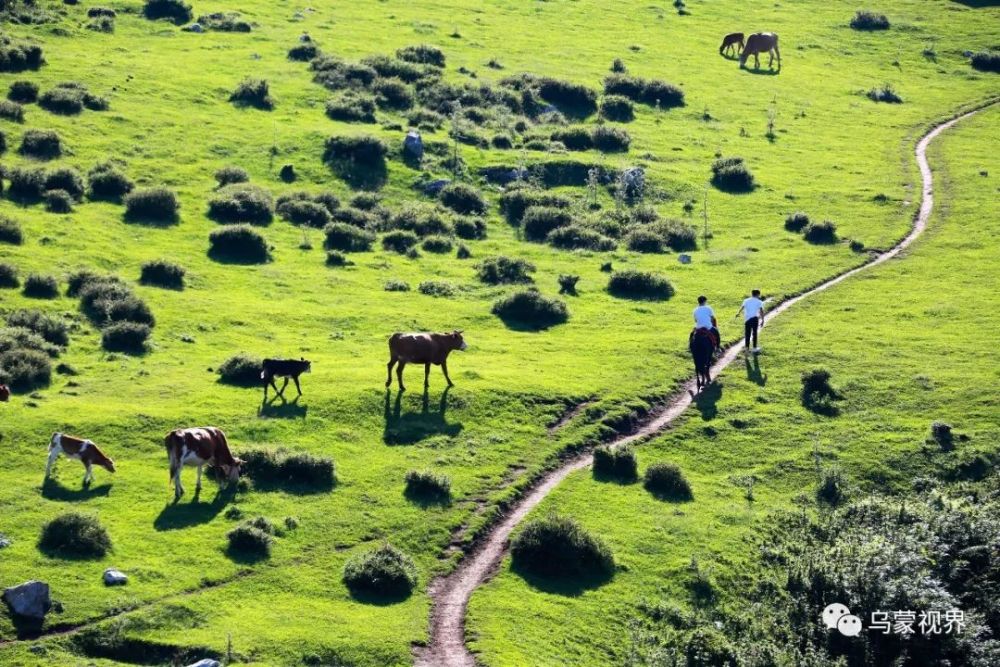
[620,166,646,199]
[478,166,528,185]
[0,532,10,549]
[184,23,204,33]
[678,254,692,264]
[186,660,221,667]
[103,568,128,586]
[3,581,51,620]
[422,179,450,196]
[403,130,424,160]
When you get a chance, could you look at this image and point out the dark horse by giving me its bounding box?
[690,330,715,392]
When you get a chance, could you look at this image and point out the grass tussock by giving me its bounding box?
[38,512,111,559]
[511,515,614,580]
[343,543,418,599]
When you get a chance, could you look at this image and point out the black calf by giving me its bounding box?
[261,358,312,400]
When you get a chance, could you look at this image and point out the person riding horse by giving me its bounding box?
[689,295,719,391]
[690,295,720,353]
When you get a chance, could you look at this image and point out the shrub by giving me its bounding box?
[39,86,84,115]
[87,7,118,18]
[38,512,111,558]
[624,227,665,253]
[492,289,568,328]
[226,523,273,558]
[325,250,351,267]
[604,74,684,108]
[546,224,616,251]
[0,262,18,288]
[628,220,697,252]
[784,211,810,232]
[592,125,631,152]
[19,129,61,159]
[23,273,58,298]
[65,269,107,297]
[599,95,634,122]
[382,230,418,253]
[87,162,133,200]
[384,279,410,292]
[710,156,755,192]
[511,515,614,579]
[101,321,150,353]
[372,78,414,110]
[215,165,249,187]
[551,127,593,151]
[322,135,387,173]
[449,217,484,242]
[418,280,456,297]
[230,78,273,110]
[239,448,335,489]
[390,206,453,236]
[593,444,638,481]
[332,207,375,228]
[537,77,598,115]
[801,368,841,415]
[802,220,837,244]
[323,223,374,252]
[6,310,67,347]
[143,0,193,25]
[396,44,445,67]
[8,166,46,200]
[644,462,693,500]
[608,270,674,300]
[0,99,23,122]
[970,51,1000,73]
[208,225,270,263]
[867,83,902,103]
[279,164,295,182]
[79,279,154,327]
[208,184,274,225]
[404,470,451,502]
[8,80,38,103]
[288,42,320,61]
[0,347,51,390]
[850,10,890,31]
[421,235,453,253]
[44,167,85,200]
[476,256,535,284]
[817,468,846,505]
[44,189,73,213]
[217,353,262,386]
[491,134,513,149]
[439,182,487,215]
[343,543,418,598]
[140,260,185,289]
[198,12,252,32]
[500,189,571,225]
[124,187,179,223]
[0,40,44,73]
[931,421,954,450]
[278,199,331,228]
[0,216,22,245]
[558,274,579,295]
[87,16,115,32]
[523,206,573,241]
[0,326,60,357]
[325,92,376,123]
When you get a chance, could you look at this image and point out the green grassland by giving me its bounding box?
[0,0,997,664]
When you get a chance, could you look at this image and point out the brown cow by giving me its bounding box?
[385,330,467,391]
[165,427,242,500]
[0,384,9,402]
[46,433,116,486]
[719,32,745,57]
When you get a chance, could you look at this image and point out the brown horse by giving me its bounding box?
[689,329,715,392]
[740,32,781,70]
[719,32,745,57]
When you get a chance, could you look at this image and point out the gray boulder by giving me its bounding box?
[183,23,204,33]
[3,581,51,620]
[422,179,450,196]
[186,660,221,667]
[103,569,128,586]
[403,130,424,160]
[678,254,692,265]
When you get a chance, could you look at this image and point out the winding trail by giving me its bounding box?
[415,99,998,667]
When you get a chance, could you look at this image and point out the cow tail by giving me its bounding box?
[165,433,179,483]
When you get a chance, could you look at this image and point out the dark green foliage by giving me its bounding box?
[396,44,445,67]
[325,92,376,123]
[523,206,573,241]
[7,80,38,103]
[592,125,630,152]
[311,56,379,91]
[0,262,18,288]
[802,220,837,244]
[78,279,154,327]
[332,207,376,228]
[349,192,381,211]
[0,38,44,73]
[19,129,61,159]
[0,327,60,358]
[278,199,332,228]
[125,187,179,223]
[551,127,592,150]
[607,270,674,300]
[239,448,336,489]
[44,189,73,213]
[390,206,453,236]
[217,353,262,386]
[323,223,375,252]
[44,167,84,200]
[476,256,535,284]
[557,274,579,295]
[226,523,272,559]
[499,189,571,225]
[362,54,428,82]
[784,211,810,232]
[288,41,319,61]
[418,280,456,297]
[197,12,252,32]
[6,310,68,346]
[23,273,58,298]
[604,74,684,107]
[404,469,451,502]
[453,216,486,240]
[546,224,616,251]
[209,224,270,263]
[65,269,107,297]
[0,99,23,122]
[8,165,46,200]
[0,215,22,244]
[230,78,274,110]
[207,184,274,225]
[816,467,846,504]
[343,543,418,599]
[325,250,351,267]
[593,444,638,481]
[214,165,249,187]
[143,0,193,25]
[931,421,954,451]
[491,134,513,149]
[382,230,419,253]
[625,220,697,252]
[0,346,50,390]
[373,78,414,110]
[101,321,150,353]
[970,51,1000,73]
[38,512,111,559]
[850,10,890,30]
[611,58,627,72]
[643,462,693,500]
[599,95,634,121]
[408,108,444,131]
[383,279,410,292]
[710,156,755,192]
[801,368,841,415]
[87,162,133,200]
[439,182,486,215]
[279,164,295,182]
[322,135,388,188]
[39,86,83,114]
[456,243,471,259]
[87,15,115,32]
[537,77,598,116]
[492,289,569,328]
[140,260,185,289]
[511,515,614,579]
[421,235,453,253]
[867,83,902,103]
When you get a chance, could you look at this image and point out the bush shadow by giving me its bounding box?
[122,211,179,227]
[345,586,413,606]
[40,477,112,502]
[153,487,233,531]
[592,470,639,485]
[383,387,463,445]
[511,562,614,596]
[327,159,388,191]
[207,248,271,265]
[224,545,270,565]
[402,487,452,508]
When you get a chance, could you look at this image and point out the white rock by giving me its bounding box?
[186,660,221,667]
[103,569,128,586]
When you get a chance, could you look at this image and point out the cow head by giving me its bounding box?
[222,457,244,483]
[102,457,117,474]
[449,330,467,351]
[301,358,312,373]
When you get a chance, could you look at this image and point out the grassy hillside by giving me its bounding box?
[0,0,997,664]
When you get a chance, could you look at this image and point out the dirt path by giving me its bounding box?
[414,99,998,667]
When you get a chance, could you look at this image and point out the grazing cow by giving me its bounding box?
[386,330,467,391]
[165,427,242,500]
[740,32,781,70]
[261,358,311,401]
[719,32,745,57]
[46,433,116,486]
[0,384,9,402]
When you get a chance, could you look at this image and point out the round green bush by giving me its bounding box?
[710,156,755,192]
[0,327,60,357]
[382,230,419,253]
[373,78,414,110]
[537,77,598,115]
[143,0,192,24]
[325,92,377,123]
[599,95,635,122]
[101,321,151,353]
[288,42,320,61]
[331,207,375,228]
[322,135,387,167]
[592,125,630,152]
[229,77,274,110]
[593,444,638,481]
[343,543,418,598]
[551,127,593,151]
[850,10,889,30]
[390,206,453,236]
[404,469,451,501]
[784,211,810,232]
[44,189,73,213]
[396,44,445,67]
[384,279,410,292]
[0,347,51,391]
[239,449,336,489]
[39,86,84,115]
[44,167,85,200]
[0,262,19,288]
[476,256,535,284]
[523,206,573,241]
[140,260,185,289]
[87,162,134,200]
[418,280,456,297]
[208,224,270,263]
[511,515,614,579]
[23,273,58,299]
[0,99,24,123]
[19,129,62,159]
[323,223,374,252]
[277,198,333,228]
[207,184,274,225]
[452,216,486,240]
[124,187,180,223]
[603,74,684,108]
[325,250,351,267]
[643,462,693,500]
[6,310,69,346]
[970,51,1000,73]
[226,523,273,558]
[607,270,674,300]
[421,235,453,253]
[499,189,571,226]
[8,80,38,103]
[215,165,249,187]
[38,512,111,558]
[8,166,46,200]
[803,220,838,244]
[439,182,487,216]
[492,289,568,328]
[0,216,23,245]
[217,353,262,386]
[546,224,616,251]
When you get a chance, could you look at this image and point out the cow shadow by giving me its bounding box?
[741,65,781,76]
[40,477,112,501]
[745,355,767,386]
[153,486,233,531]
[693,382,722,421]
[382,387,463,445]
[258,395,308,419]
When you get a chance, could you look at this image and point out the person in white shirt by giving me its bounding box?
[736,289,765,352]
[691,295,720,352]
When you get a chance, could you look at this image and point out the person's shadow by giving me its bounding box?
[745,355,767,386]
[383,387,463,445]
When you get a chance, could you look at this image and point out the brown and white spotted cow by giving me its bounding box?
[46,433,117,486]
[165,427,242,500]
